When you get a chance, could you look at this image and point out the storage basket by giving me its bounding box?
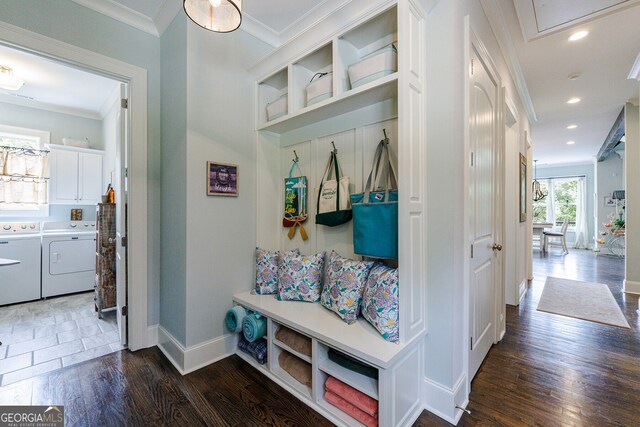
[348,44,397,89]
[306,72,333,106]
[266,93,288,121]
[62,137,90,148]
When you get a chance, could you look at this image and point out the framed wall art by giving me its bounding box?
[519,153,527,222]
[207,161,238,196]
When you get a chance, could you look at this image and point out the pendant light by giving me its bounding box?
[0,66,24,91]
[183,0,242,33]
[532,160,547,202]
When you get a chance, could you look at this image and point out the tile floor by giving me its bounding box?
[0,292,122,386]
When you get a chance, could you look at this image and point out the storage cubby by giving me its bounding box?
[271,345,313,399]
[272,322,312,363]
[292,43,334,111]
[317,343,379,400]
[258,68,289,126]
[337,6,398,93]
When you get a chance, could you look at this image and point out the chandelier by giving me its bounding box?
[532,160,547,202]
[183,0,242,33]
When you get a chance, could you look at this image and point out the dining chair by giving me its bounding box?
[544,219,570,254]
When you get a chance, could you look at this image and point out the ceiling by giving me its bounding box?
[503,0,640,165]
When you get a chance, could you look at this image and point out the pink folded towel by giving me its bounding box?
[325,391,378,427]
[326,376,378,417]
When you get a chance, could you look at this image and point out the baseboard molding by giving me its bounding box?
[147,324,159,347]
[157,326,236,375]
[423,373,468,424]
[624,279,640,295]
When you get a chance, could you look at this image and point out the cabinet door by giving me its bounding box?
[78,152,103,204]
[50,150,79,204]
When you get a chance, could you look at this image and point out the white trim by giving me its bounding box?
[0,95,103,120]
[624,279,640,295]
[422,374,468,424]
[629,51,640,81]
[147,324,159,346]
[479,0,537,124]
[153,0,183,36]
[0,20,149,351]
[157,326,236,375]
[71,0,159,36]
[241,13,281,48]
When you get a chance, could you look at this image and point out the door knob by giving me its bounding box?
[492,244,503,251]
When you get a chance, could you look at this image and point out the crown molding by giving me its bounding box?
[0,95,103,120]
[480,0,537,123]
[628,51,640,81]
[241,13,281,47]
[72,0,159,36]
[279,0,349,45]
[154,0,183,36]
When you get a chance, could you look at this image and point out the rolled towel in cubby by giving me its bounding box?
[242,313,267,342]
[324,390,378,427]
[326,376,378,417]
[226,305,247,333]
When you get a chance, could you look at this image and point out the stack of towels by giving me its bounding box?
[324,376,378,427]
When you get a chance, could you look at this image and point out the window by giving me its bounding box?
[0,125,50,217]
[532,178,579,227]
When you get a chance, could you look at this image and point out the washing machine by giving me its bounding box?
[41,221,96,298]
[0,222,42,306]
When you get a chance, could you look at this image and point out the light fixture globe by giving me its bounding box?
[0,65,24,91]
[184,0,242,33]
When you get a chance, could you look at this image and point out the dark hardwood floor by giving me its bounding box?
[0,249,636,426]
[416,249,639,426]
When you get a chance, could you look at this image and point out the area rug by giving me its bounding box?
[537,277,630,328]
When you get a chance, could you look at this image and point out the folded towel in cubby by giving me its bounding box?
[328,348,378,380]
[238,336,268,365]
[278,351,312,387]
[326,376,378,417]
[275,325,312,357]
[325,390,378,427]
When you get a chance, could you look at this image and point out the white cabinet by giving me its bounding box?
[49,145,104,205]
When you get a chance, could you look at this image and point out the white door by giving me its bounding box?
[115,83,128,346]
[78,152,103,204]
[469,46,501,380]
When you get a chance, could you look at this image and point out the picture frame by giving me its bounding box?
[207,161,238,196]
[519,153,527,223]
[604,196,616,207]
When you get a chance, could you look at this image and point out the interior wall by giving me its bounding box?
[159,14,188,344]
[535,162,595,247]
[504,123,522,305]
[624,102,640,293]
[101,91,120,189]
[0,101,103,148]
[184,23,272,347]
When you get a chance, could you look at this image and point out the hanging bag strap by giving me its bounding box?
[317,150,344,211]
[364,134,397,204]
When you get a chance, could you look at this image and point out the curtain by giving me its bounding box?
[0,147,49,205]
[574,177,588,249]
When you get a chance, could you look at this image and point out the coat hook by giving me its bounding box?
[383,129,388,139]
[331,141,337,153]
[293,150,299,163]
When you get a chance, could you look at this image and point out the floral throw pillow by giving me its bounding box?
[255,248,299,295]
[361,263,399,342]
[277,251,325,302]
[321,251,374,324]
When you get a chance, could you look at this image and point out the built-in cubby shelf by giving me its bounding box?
[259,68,289,126]
[317,344,378,400]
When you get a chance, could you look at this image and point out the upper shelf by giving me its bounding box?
[258,73,398,134]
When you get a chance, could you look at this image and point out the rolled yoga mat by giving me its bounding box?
[242,313,267,342]
[225,305,247,333]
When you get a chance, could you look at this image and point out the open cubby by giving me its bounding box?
[258,68,289,126]
[317,343,379,400]
[271,345,313,399]
[292,42,334,111]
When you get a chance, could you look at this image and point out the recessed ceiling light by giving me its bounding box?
[569,30,589,41]
[567,97,581,104]
[567,125,577,129]
[567,141,576,145]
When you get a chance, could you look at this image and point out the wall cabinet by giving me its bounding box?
[49,145,103,205]
[246,1,431,425]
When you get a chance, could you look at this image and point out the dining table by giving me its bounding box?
[533,222,553,251]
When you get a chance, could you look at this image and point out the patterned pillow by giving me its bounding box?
[321,251,374,324]
[361,263,399,342]
[255,248,299,295]
[277,251,325,302]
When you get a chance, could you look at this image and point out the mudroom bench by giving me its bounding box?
[233,291,422,427]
